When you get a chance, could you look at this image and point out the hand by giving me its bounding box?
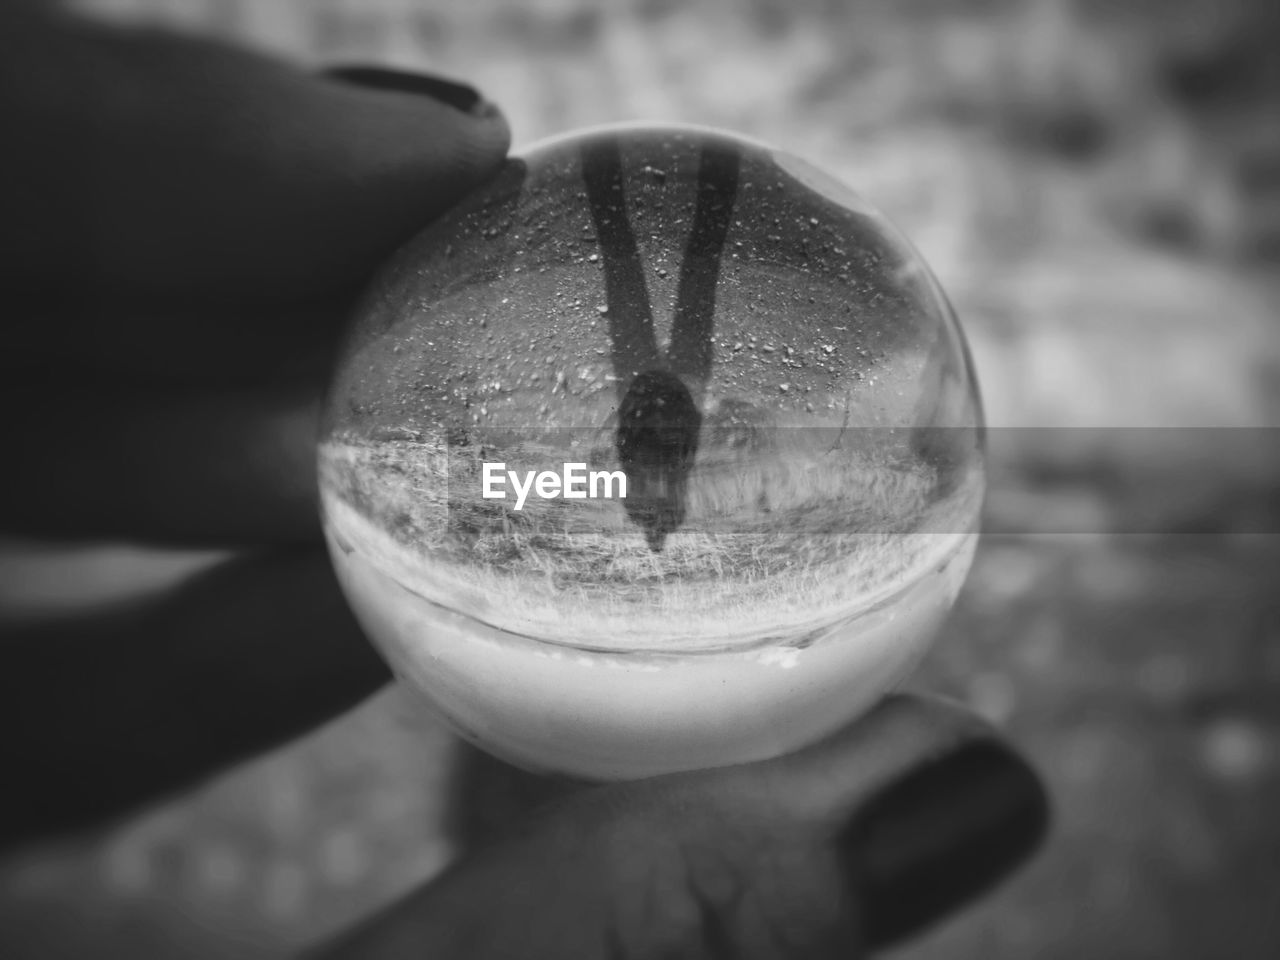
[313,696,1047,959]
[1,8,1048,959]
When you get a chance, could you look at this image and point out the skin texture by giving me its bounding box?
[0,8,1048,958]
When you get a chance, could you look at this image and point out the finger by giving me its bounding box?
[0,548,390,849]
[0,374,324,544]
[2,7,510,308]
[752,697,1047,949]
[311,695,1048,960]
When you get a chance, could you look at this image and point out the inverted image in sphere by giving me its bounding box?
[319,124,984,777]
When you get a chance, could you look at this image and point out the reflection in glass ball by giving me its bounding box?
[318,124,985,779]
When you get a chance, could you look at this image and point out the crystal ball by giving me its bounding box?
[318,123,985,779]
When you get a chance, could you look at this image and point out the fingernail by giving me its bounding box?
[838,739,1049,948]
[325,65,496,118]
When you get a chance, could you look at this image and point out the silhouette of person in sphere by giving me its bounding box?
[581,134,740,551]
[616,369,703,551]
[0,5,1047,958]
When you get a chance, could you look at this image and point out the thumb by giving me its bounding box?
[312,695,1049,960]
[2,5,511,303]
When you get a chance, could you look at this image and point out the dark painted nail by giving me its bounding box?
[325,65,493,118]
[839,739,1050,948]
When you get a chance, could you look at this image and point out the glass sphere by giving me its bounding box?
[318,123,984,779]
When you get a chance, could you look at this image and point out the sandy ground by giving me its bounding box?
[3,0,1279,957]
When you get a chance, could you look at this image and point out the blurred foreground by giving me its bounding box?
[3,1,1278,957]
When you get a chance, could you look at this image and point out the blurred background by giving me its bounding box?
[2,0,1278,956]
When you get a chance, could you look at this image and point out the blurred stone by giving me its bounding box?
[1139,654,1194,705]
[263,863,307,923]
[1200,718,1271,782]
[1017,614,1065,673]
[970,542,1047,604]
[319,829,368,888]
[194,845,244,897]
